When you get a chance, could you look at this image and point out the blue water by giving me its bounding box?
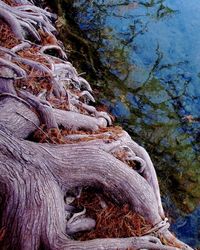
[70,0,200,247]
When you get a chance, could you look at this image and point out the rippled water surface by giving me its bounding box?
[69,0,200,247]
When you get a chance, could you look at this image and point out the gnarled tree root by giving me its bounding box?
[0,95,193,250]
[0,129,183,250]
[0,0,194,249]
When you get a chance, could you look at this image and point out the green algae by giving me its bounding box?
[47,0,200,215]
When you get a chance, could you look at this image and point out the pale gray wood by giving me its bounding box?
[0,0,193,249]
[0,129,182,250]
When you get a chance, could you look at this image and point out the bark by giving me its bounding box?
[0,124,174,250]
[0,97,192,250]
[0,0,193,249]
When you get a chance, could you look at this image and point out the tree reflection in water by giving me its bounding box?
[69,0,200,246]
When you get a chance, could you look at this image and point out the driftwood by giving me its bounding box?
[0,0,193,249]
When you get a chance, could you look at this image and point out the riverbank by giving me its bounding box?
[0,0,195,249]
[44,1,200,247]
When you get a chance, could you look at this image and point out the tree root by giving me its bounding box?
[10,41,31,53]
[66,217,96,236]
[0,68,17,94]
[0,7,24,40]
[0,129,186,250]
[64,236,180,250]
[0,0,56,41]
[40,45,67,60]
[18,90,58,129]
[0,57,27,78]
[0,0,194,249]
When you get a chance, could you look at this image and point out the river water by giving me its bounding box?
[69,0,200,247]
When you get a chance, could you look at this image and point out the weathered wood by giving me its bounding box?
[0,68,17,95]
[0,0,194,249]
[0,129,178,250]
[0,97,38,138]
[0,95,109,137]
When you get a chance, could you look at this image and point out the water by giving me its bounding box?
[69,0,200,247]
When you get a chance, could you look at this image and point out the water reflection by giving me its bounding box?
[172,205,200,247]
[70,0,200,247]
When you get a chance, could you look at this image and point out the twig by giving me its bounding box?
[0,93,30,107]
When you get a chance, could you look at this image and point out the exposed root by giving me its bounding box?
[79,76,93,92]
[40,45,67,59]
[0,7,24,40]
[78,90,95,103]
[0,0,56,41]
[11,41,31,53]
[66,217,96,236]
[18,90,58,129]
[0,57,27,78]
[0,0,193,249]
